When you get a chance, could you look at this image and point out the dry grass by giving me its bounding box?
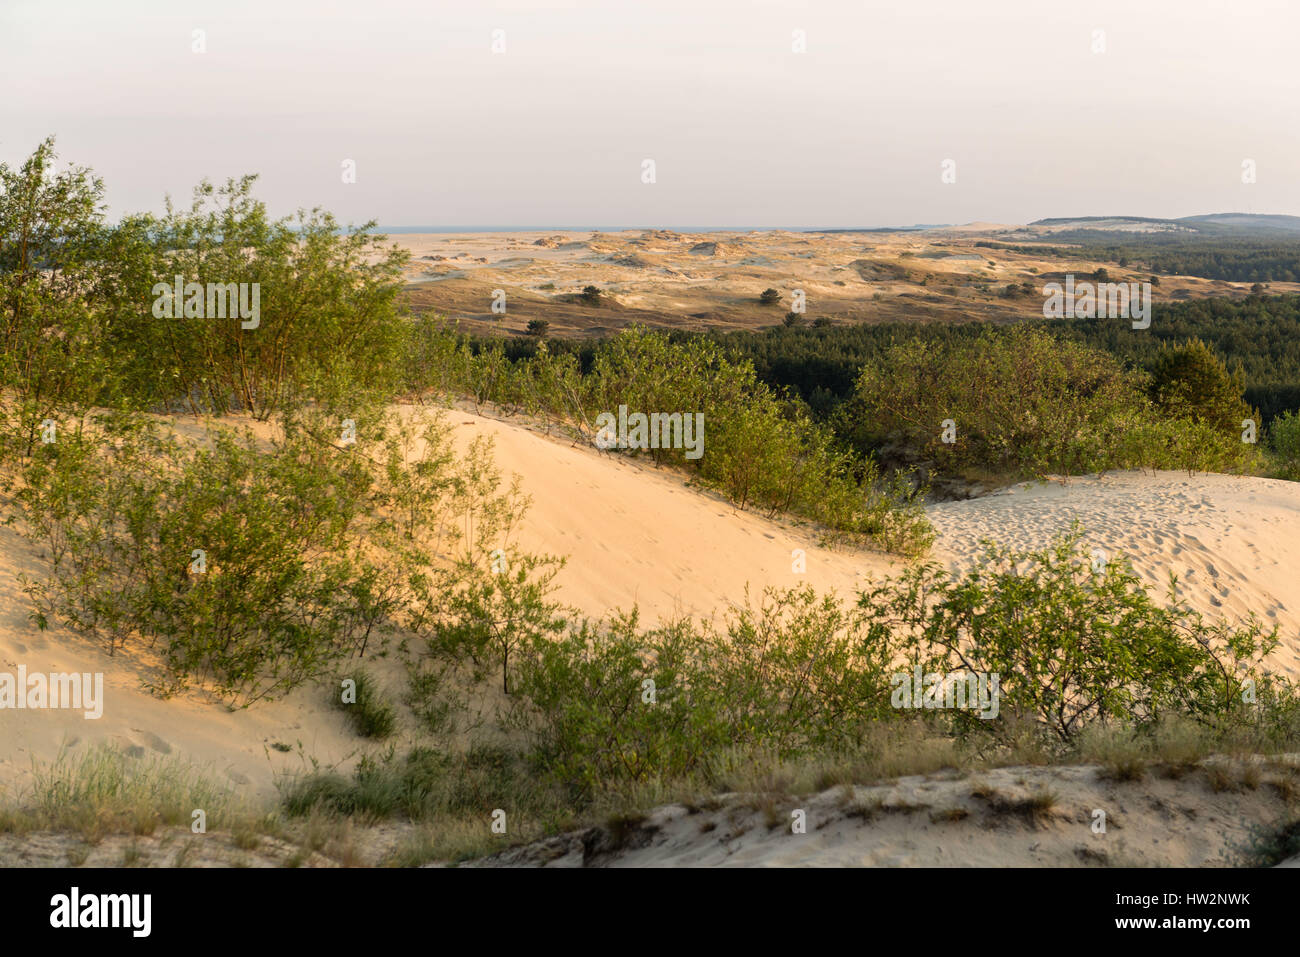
[4,744,253,842]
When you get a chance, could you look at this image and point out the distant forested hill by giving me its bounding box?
[978,234,1300,283]
[708,294,1300,422]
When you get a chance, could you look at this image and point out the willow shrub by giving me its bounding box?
[16,413,395,703]
[507,589,901,797]
[845,325,1257,479]
[856,527,1284,747]
[493,528,1295,799]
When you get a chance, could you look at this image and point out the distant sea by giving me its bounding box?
[366,225,946,234]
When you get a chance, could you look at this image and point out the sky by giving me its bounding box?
[3,0,1298,228]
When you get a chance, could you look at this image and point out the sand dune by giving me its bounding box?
[928,473,1300,676]
[388,229,1300,338]
[474,755,1300,868]
[2,407,1298,807]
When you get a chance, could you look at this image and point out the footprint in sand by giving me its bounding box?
[131,729,172,755]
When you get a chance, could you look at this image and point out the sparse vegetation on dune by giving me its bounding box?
[402,322,934,554]
[3,138,1299,866]
[1,744,249,841]
[275,528,1298,861]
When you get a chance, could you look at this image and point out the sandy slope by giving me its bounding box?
[927,472,1300,677]
[473,756,1300,868]
[1,408,1298,808]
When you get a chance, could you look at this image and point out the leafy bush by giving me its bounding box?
[0,139,411,430]
[856,527,1284,746]
[116,177,410,417]
[1269,410,1300,479]
[335,670,397,739]
[0,138,117,464]
[1148,338,1257,436]
[580,327,933,552]
[844,325,1256,479]
[507,589,900,796]
[508,612,703,793]
[17,414,390,703]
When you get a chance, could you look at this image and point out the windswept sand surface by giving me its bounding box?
[928,472,1300,677]
[453,411,1300,675]
[473,756,1300,868]
[1,409,1298,810]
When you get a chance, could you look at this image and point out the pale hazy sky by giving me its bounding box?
[3,0,1298,227]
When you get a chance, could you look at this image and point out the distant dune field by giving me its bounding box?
[388,228,1298,338]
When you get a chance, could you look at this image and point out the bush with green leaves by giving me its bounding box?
[1268,409,1300,479]
[0,137,412,432]
[14,399,570,709]
[402,433,568,696]
[506,588,900,797]
[507,612,703,794]
[334,670,397,739]
[17,413,391,703]
[580,327,933,552]
[107,176,411,418]
[856,527,1284,747]
[0,137,117,464]
[844,324,1256,479]
[1147,337,1256,435]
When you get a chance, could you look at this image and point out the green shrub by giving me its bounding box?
[107,177,410,418]
[0,138,117,465]
[508,589,900,797]
[857,526,1284,747]
[845,325,1256,479]
[1269,410,1300,479]
[17,415,391,702]
[1,139,411,429]
[335,670,397,739]
[583,328,933,552]
[1148,338,1256,436]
